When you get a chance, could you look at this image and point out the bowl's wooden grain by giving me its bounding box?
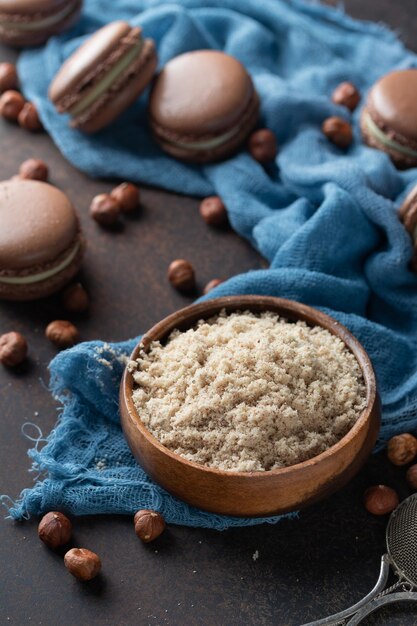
[120,296,380,517]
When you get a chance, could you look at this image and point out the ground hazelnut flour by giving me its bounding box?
[129,311,367,472]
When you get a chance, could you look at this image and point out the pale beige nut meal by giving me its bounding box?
[129,310,366,472]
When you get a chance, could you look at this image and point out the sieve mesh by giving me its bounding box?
[387,494,417,587]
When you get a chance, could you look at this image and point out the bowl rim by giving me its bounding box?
[121,295,378,479]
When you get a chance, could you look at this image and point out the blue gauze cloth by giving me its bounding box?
[4,0,417,527]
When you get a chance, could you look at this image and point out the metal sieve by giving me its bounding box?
[301,493,417,626]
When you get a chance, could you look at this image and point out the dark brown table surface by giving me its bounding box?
[1,2,417,625]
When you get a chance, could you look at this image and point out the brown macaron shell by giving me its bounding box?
[0,180,84,300]
[149,50,259,163]
[78,39,157,133]
[49,21,157,133]
[361,70,417,169]
[0,0,82,48]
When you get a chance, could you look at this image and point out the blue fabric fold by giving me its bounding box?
[5,0,417,526]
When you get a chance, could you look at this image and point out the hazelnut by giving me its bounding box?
[0,331,27,367]
[19,158,48,182]
[45,320,79,349]
[322,116,353,148]
[406,464,417,490]
[203,278,224,294]
[134,509,165,542]
[364,485,399,516]
[64,548,101,581]
[387,433,417,466]
[61,283,89,314]
[168,259,196,292]
[248,128,278,163]
[111,182,140,212]
[0,62,18,92]
[0,90,25,122]
[199,196,228,227]
[38,511,72,548]
[18,102,42,132]
[90,193,120,226]
[331,81,360,111]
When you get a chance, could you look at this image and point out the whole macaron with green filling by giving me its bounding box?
[0,0,82,48]
[149,50,259,163]
[49,20,157,133]
[361,69,417,169]
[0,179,84,301]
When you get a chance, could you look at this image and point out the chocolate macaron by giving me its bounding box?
[399,182,417,271]
[399,183,417,233]
[49,21,157,133]
[149,50,259,163]
[361,69,417,169]
[0,180,84,300]
[0,0,82,48]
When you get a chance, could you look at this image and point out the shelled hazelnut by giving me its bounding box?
[134,509,166,543]
[38,511,72,549]
[331,82,360,111]
[18,102,42,132]
[0,62,18,92]
[203,278,224,294]
[199,196,228,227]
[111,182,140,212]
[19,158,48,181]
[0,331,27,367]
[61,283,89,314]
[90,193,120,226]
[64,548,101,581]
[322,116,353,148]
[45,320,79,349]
[0,90,25,121]
[248,128,278,163]
[363,485,399,516]
[168,259,195,292]
[406,464,417,490]
[387,433,417,466]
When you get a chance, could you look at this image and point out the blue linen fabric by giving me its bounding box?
[4,0,417,526]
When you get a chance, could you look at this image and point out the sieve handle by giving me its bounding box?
[299,554,390,626]
[345,591,417,625]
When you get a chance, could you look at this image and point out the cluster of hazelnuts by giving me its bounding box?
[37,508,165,581]
[88,182,235,297]
[0,280,88,368]
[167,196,230,297]
[87,128,279,296]
[321,81,361,149]
[0,62,42,132]
[364,432,417,516]
[89,182,140,226]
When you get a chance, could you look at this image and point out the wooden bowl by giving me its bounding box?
[120,296,380,517]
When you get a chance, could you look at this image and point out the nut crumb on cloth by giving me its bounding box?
[129,310,366,472]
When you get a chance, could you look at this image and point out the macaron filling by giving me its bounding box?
[154,90,259,154]
[0,240,81,285]
[0,2,77,31]
[68,39,144,118]
[166,125,242,152]
[363,111,417,159]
